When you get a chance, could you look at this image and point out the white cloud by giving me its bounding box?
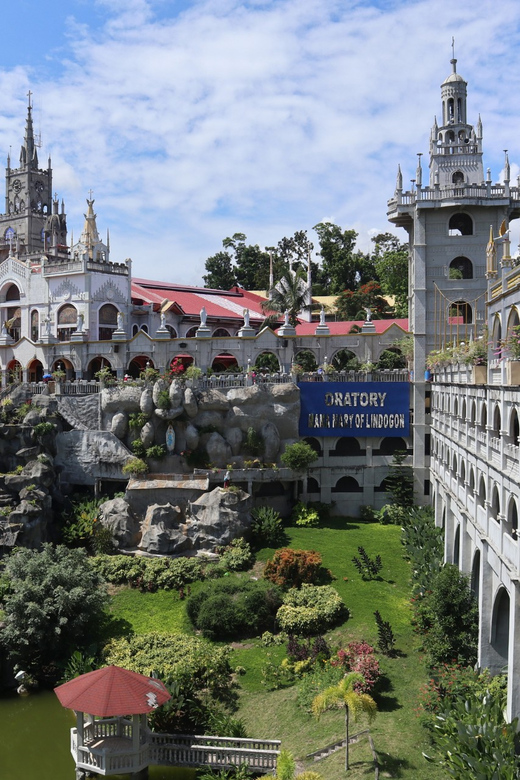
[1,0,520,283]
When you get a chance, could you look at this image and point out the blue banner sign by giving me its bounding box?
[298,382,410,437]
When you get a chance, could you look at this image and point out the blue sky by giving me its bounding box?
[1,0,520,284]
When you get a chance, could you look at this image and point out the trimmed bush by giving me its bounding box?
[264,548,323,589]
[280,441,318,471]
[218,538,254,571]
[291,501,320,528]
[276,584,346,635]
[91,554,203,591]
[186,578,282,640]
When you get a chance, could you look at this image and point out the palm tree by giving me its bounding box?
[261,269,310,327]
[312,672,377,771]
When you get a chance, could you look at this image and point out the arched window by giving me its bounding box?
[303,437,323,457]
[213,328,230,337]
[332,476,362,493]
[491,486,500,522]
[307,477,320,494]
[450,300,472,324]
[57,304,77,342]
[452,452,457,474]
[510,408,519,444]
[332,349,360,371]
[460,460,466,484]
[452,171,464,185]
[294,350,317,372]
[98,304,118,341]
[507,307,520,333]
[331,438,364,457]
[471,550,480,602]
[453,525,460,566]
[449,256,473,278]
[132,324,139,336]
[379,437,407,456]
[493,405,501,436]
[255,352,280,373]
[5,284,20,301]
[469,467,475,493]
[477,476,486,507]
[461,398,467,420]
[185,326,198,338]
[31,310,39,342]
[480,403,487,428]
[492,315,502,350]
[166,325,177,339]
[470,400,476,424]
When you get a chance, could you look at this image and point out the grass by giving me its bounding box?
[107,519,445,780]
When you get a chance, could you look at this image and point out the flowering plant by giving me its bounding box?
[500,325,520,360]
[331,640,381,693]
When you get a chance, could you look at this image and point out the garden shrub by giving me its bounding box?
[374,610,396,655]
[280,441,318,471]
[264,548,323,589]
[251,506,286,547]
[291,501,319,528]
[122,457,148,476]
[186,578,282,640]
[331,640,381,693]
[419,665,507,728]
[276,584,346,635]
[351,546,382,579]
[91,554,203,591]
[33,421,54,438]
[131,439,146,457]
[103,632,235,733]
[243,426,263,455]
[146,444,166,460]
[61,495,109,551]
[376,503,409,525]
[218,538,254,571]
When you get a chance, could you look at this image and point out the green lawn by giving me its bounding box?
[107,520,446,780]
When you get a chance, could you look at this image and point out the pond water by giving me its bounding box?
[0,690,196,780]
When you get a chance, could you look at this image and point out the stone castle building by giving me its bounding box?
[389,55,520,720]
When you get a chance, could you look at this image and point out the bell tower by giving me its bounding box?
[387,53,520,498]
[0,94,66,261]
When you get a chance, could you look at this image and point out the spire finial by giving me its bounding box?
[27,90,32,110]
[451,36,457,73]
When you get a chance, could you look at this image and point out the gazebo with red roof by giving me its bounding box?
[55,666,170,779]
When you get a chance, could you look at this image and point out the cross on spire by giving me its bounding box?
[27,90,32,109]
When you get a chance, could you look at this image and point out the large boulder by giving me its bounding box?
[140,387,154,418]
[224,426,242,455]
[140,421,155,448]
[98,497,141,549]
[111,412,128,440]
[169,379,184,408]
[205,432,232,468]
[197,389,230,412]
[187,487,252,549]
[139,502,190,554]
[185,423,200,451]
[101,386,142,413]
[183,387,198,418]
[261,421,280,461]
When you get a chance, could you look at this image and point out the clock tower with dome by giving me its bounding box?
[0,94,67,262]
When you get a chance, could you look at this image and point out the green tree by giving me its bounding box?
[371,232,409,317]
[385,450,414,507]
[203,250,236,289]
[280,441,318,471]
[314,223,376,294]
[223,233,272,290]
[335,281,391,321]
[0,544,108,673]
[312,672,377,770]
[420,564,479,667]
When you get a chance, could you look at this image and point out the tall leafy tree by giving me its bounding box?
[372,232,409,317]
[314,222,377,294]
[312,671,377,771]
[223,233,272,290]
[0,544,108,673]
[335,280,391,321]
[203,250,236,289]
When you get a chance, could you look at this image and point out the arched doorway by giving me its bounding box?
[211,353,239,372]
[170,354,194,373]
[254,352,280,373]
[332,349,360,371]
[128,355,154,379]
[88,357,114,380]
[7,359,22,383]
[52,358,76,381]
[491,588,510,665]
[28,359,44,383]
[470,549,480,604]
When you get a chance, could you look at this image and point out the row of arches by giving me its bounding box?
[304,436,409,458]
[433,394,520,442]
[434,447,518,536]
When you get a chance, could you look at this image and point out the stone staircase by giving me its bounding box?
[306,729,369,762]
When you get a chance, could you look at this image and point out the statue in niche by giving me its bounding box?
[160,312,166,329]
[76,312,84,333]
[117,311,124,330]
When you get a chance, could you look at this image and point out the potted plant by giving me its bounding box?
[501,325,520,384]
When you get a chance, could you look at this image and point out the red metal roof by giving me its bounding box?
[289,318,409,336]
[54,666,171,717]
[131,279,268,322]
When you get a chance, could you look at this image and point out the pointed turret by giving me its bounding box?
[395,164,403,192]
[416,154,423,188]
[19,98,38,170]
[80,198,101,253]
